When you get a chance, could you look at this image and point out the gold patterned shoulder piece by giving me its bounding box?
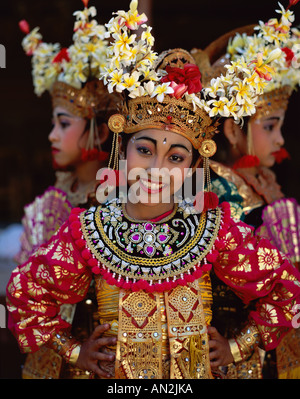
[210,161,265,214]
[80,198,222,292]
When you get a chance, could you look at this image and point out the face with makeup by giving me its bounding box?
[223,109,286,169]
[123,129,194,212]
[250,109,285,167]
[49,106,88,168]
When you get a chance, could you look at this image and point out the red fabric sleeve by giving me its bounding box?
[213,209,300,350]
[6,208,92,353]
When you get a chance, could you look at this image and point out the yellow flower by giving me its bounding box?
[225,58,251,75]
[144,80,155,96]
[236,97,256,118]
[230,79,254,105]
[84,42,98,55]
[141,26,154,46]
[107,69,123,93]
[140,51,157,67]
[207,97,230,117]
[73,61,88,83]
[227,33,246,57]
[204,77,225,98]
[22,27,42,55]
[139,67,158,82]
[251,52,275,81]
[151,82,174,102]
[291,27,300,38]
[246,72,268,95]
[117,71,141,92]
[112,31,136,56]
[105,17,122,35]
[275,2,295,25]
[122,0,148,30]
[128,85,145,98]
[73,6,96,23]
[226,98,239,118]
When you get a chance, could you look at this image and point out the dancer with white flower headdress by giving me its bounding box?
[192,0,300,379]
[6,0,300,379]
[16,0,120,379]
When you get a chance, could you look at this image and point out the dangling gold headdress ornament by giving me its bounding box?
[19,0,121,162]
[100,0,282,208]
[192,0,300,167]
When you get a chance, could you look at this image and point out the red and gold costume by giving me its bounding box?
[15,0,120,379]
[192,1,300,379]
[196,3,300,379]
[6,200,300,379]
[8,0,300,380]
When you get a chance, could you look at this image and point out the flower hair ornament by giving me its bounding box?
[19,0,121,163]
[99,0,280,209]
[192,0,300,168]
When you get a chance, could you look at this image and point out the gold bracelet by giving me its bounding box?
[233,321,261,362]
[67,343,81,366]
[228,338,242,363]
[47,330,81,365]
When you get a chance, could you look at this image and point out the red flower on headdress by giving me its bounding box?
[161,63,202,98]
[19,20,30,34]
[169,82,188,99]
[281,47,295,67]
[52,48,70,64]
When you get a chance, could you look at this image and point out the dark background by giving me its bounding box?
[0,0,299,379]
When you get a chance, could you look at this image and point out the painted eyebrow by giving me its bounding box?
[262,117,281,122]
[135,136,190,152]
[135,136,157,147]
[169,143,190,152]
[56,112,73,118]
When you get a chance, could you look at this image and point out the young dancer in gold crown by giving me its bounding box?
[191,0,300,378]
[6,0,300,379]
[16,1,120,379]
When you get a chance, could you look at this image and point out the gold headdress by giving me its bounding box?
[19,0,121,161]
[102,0,278,161]
[113,48,219,153]
[97,0,282,209]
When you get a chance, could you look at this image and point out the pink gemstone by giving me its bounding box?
[159,234,167,241]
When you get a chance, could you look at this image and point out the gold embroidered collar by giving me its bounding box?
[80,198,221,287]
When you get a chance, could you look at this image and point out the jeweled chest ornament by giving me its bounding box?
[124,221,175,258]
[80,198,222,291]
